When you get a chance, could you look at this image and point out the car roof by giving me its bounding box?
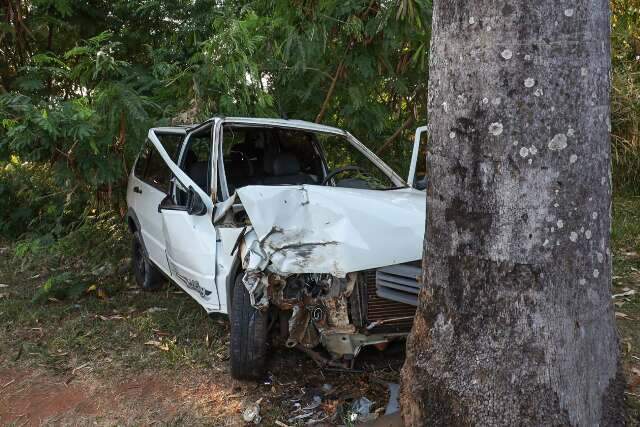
[153,117,348,137]
[220,117,346,135]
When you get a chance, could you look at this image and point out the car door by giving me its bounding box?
[407,125,428,190]
[148,126,221,311]
[130,130,185,274]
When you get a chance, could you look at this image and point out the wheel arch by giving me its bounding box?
[126,208,141,233]
[226,253,242,312]
[126,208,149,259]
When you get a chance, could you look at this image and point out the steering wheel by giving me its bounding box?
[321,166,367,186]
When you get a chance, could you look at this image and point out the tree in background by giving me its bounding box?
[0,0,431,238]
[401,0,624,424]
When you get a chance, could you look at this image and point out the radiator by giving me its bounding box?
[362,264,421,333]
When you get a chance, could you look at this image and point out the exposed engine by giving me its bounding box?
[243,264,420,367]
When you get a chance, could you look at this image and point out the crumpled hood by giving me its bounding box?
[236,185,426,277]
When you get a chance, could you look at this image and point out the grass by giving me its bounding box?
[0,214,231,378]
[611,195,640,422]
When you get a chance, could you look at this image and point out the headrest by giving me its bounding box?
[272,152,301,176]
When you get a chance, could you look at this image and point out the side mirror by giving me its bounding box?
[157,187,207,216]
[186,187,207,216]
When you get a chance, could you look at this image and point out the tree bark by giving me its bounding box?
[401,1,625,426]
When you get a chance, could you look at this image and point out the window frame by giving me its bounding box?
[175,121,217,201]
[215,118,406,199]
[133,139,175,194]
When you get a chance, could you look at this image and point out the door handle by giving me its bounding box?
[133,186,142,194]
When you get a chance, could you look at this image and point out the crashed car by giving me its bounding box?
[126,117,427,379]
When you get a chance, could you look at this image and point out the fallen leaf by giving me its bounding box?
[86,284,97,292]
[146,307,167,313]
[98,314,124,321]
[615,312,629,319]
[0,284,8,288]
[0,293,8,299]
[144,340,169,351]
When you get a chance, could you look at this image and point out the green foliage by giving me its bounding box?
[0,158,85,238]
[12,210,130,301]
[611,0,640,193]
[0,0,431,233]
[32,271,86,303]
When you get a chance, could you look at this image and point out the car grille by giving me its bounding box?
[375,263,422,306]
[363,264,421,333]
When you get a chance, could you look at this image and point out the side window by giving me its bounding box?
[157,133,184,163]
[179,132,212,195]
[134,133,185,194]
[134,141,151,178]
[145,148,173,193]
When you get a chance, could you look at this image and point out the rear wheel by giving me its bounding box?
[229,273,268,380]
[131,231,163,291]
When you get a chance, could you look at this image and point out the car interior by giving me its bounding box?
[175,130,212,204]
[222,126,325,194]
[172,124,397,202]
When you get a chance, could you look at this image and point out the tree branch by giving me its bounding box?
[315,58,344,124]
[376,114,415,155]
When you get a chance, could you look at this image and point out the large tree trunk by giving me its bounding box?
[400,1,625,425]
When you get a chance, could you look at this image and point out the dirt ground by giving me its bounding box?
[0,347,405,426]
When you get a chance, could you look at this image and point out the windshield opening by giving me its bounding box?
[221,124,398,194]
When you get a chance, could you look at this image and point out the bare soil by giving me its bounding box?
[0,347,405,426]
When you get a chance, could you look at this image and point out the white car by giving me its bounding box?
[126,117,427,379]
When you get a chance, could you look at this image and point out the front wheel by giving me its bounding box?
[131,231,164,291]
[229,273,268,380]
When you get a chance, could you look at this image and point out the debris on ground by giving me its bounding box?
[612,289,637,299]
[350,396,377,422]
[144,340,170,351]
[385,383,400,415]
[242,398,263,424]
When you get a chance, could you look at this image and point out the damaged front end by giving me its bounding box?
[236,185,425,368]
[241,260,419,367]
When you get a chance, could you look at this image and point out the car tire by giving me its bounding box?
[131,231,164,291]
[229,273,268,380]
